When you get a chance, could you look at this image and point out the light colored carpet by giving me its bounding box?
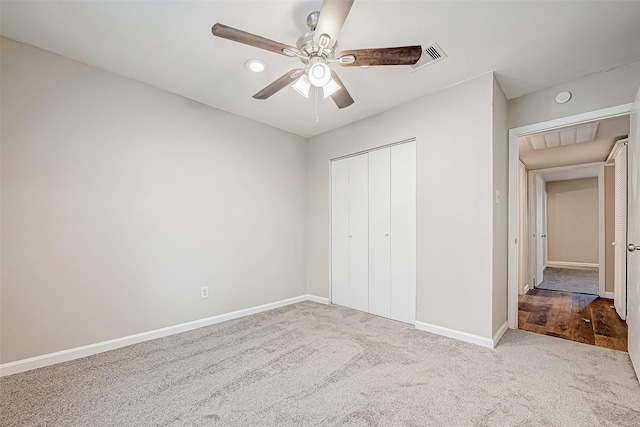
[1,301,639,426]
[537,267,599,295]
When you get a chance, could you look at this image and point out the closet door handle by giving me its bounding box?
[629,244,639,253]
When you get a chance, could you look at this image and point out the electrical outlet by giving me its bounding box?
[200,286,209,299]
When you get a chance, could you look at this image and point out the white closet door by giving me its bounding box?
[368,148,391,318]
[390,141,416,324]
[348,154,369,312]
[614,144,628,320]
[331,159,350,307]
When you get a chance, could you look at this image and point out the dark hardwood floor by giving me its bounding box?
[518,288,628,351]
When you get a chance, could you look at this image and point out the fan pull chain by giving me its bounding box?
[315,87,320,123]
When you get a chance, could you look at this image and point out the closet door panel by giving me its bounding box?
[390,141,417,324]
[348,154,369,312]
[331,159,349,307]
[368,148,391,318]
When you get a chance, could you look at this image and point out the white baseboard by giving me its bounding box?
[600,291,615,299]
[414,321,495,349]
[493,321,509,347]
[305,295,329,304]
[0,294,327,377]
[546,261,599,269]
[523,284,530,294]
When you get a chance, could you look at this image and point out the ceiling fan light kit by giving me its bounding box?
[292,74,312,98]
[211,0,422,109]
[322,78,342,99]
[308,57,331,87]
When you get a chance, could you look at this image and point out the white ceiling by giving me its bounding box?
[519,115,630,170]
[2,1,640,138]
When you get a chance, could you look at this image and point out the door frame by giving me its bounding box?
[507,103,633,329]
[529,174,546,287]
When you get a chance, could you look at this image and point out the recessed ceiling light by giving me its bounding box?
[245,59,267,73]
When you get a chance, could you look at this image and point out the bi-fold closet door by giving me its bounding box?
[331,141,416,324]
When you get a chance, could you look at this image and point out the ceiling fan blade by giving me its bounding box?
[253,69,305,100]
[212,23,301,57]
[338,46,423,67]
[314,0,354,48]
[329,71,354,109]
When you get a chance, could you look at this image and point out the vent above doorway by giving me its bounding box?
[409,43,447,71]
[519,122,600,152]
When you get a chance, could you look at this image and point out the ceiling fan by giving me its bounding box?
[211,0,422,109]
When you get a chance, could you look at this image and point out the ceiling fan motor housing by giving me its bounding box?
[297,33,336,59]
[297,11,337,59]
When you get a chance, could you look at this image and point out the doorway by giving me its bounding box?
[528,163,605,296]
[508,105,632,350]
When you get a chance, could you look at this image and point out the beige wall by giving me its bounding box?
[546,178,599,264]
[307,72,506,340]
[508,61,640,129]
[1,38,308,363]
[2,37,511,363]
[605,166,615,292]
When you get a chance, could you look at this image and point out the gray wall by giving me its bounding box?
[2,37,514,363]
[1,38,308,363]
[508,61,640,129]
[307,72,507,340]
[546,178,599,264]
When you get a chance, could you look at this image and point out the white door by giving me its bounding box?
[348,154,369,312]
[536,175,546,286]
[614,144,628,320]
[627,87,640,377]
[331,142,416,324]
[368,148,391,318]
[390,141,417,324]
[331,159,349,307]
[543,190,548,268]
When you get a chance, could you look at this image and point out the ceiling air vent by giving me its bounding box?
[409,42,447,71]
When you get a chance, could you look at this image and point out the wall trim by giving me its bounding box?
[0,294,327,377]
[546,261,599,269]
[601,291,615,299]
[493,321,509,347]
[305,295,330,304]
[414,321,495,349]
[523,284,530,294]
